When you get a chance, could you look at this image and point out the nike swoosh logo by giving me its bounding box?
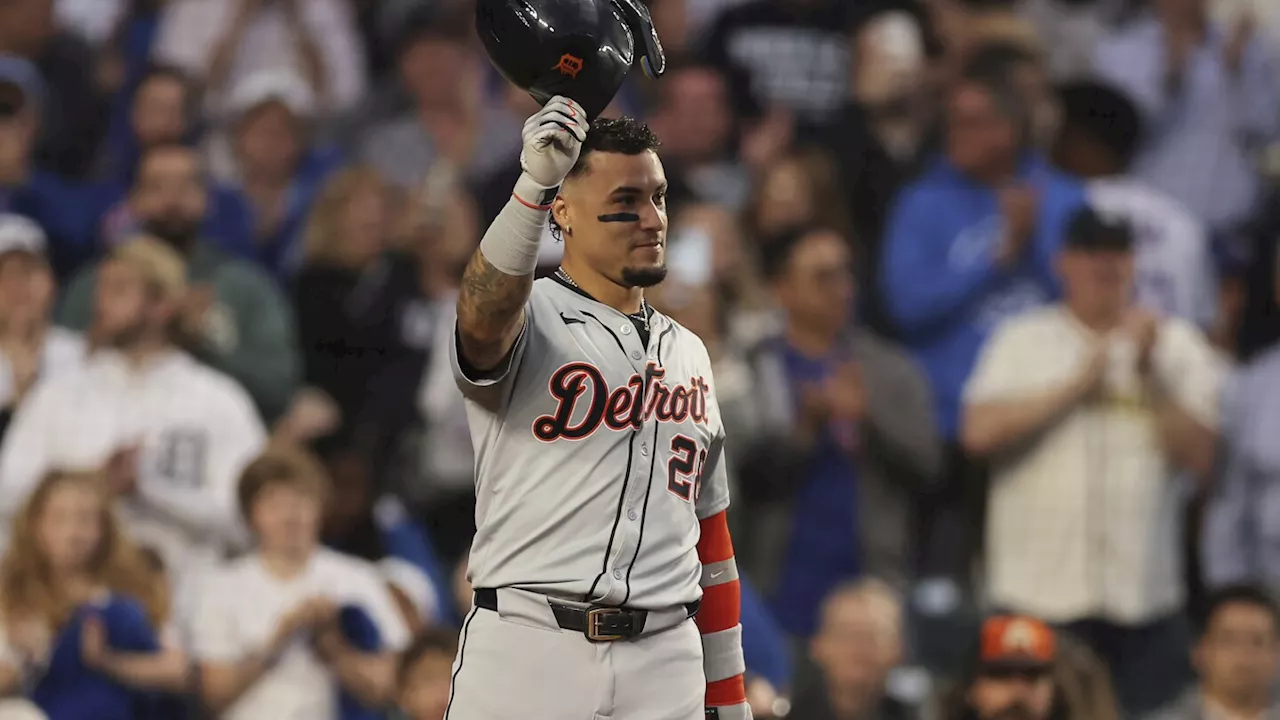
[560,313,585,325]
[709,570,726,579]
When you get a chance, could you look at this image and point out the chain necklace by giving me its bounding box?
[555,266,650,333]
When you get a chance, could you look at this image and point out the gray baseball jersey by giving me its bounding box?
[450,276,730,611]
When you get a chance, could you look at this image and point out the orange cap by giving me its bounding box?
[979,615,1056,669]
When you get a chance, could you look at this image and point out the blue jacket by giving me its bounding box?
[32,596,161,720]
[880,156,1085,437]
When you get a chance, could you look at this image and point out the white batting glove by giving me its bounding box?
[519,96,588,189]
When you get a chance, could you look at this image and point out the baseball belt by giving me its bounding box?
[473,588,700,642]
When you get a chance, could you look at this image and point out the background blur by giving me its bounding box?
[0,0,1279,718]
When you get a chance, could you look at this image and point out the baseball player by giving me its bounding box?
[445,96,749,719]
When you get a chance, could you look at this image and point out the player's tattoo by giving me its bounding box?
[456,249,533,370]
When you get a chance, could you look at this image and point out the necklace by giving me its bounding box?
[555,266,650,332]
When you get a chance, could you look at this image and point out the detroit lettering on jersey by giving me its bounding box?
[533,361,711,441]
[449,276,732,608]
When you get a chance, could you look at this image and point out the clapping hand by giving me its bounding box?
[80,614,110,671]
[271,596,337,653]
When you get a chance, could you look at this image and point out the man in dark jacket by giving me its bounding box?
[740,225,940,638]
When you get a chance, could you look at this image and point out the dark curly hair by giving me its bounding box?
[549,117,661,242]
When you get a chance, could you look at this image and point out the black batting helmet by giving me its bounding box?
[475,0,666,120]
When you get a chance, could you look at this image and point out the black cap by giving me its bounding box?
[1056,79,1144,168]
[1064,206,1134,252]
[475,0,666,120]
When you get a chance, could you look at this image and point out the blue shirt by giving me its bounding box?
[31,596,160,720]
[880,156,1085,437]
[239,147,344,282]
[770,342,862,638]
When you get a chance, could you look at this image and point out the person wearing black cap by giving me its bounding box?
[962,207,1224,716]
[1053,79,1219,338]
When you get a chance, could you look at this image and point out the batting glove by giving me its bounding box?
[519,96,588,189]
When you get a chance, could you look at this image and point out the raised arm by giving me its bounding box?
[456,96,587,371]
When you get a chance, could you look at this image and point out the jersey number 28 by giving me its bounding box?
[667,434,708,503]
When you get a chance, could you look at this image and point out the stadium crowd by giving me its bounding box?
[0,0,1277,717]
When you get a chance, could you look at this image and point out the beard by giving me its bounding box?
[620,265,668,289]
[97,317,148,350]
[142,216,200,250]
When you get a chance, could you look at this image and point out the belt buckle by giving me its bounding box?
[586,607,625,642]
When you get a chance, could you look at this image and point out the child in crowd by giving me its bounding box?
[0,470,181,719]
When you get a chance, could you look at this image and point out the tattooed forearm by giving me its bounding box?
[456,249,533,371]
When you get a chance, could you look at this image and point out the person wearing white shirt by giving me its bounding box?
[1052,79,1220,334]
[961,207,1224,717]
[0,236,265,625]
[0,215,86,434]
[152,0,366,118]
[195,444,410,720]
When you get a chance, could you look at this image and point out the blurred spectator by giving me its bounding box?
[315,433,452,628]
[701,0,853,128]
[101,64,192,184]
[395,628,457,720]
[194,445,410,719]
[662,204,774,345]
[962,208,1224,714]
[1093,0,1280,233]
[930,0,1041,80]
[57,143,301,422]
[1019,0,1126,79]
[0,216,85,442]
[1204,251,1280,593]
[1151,584,1280,719]
[1231,185,1280,359]
[646,58,751,212]
[0,470,170,719]
[153,0,367,119]
[808,9,935,336]
[880,62,1084,580]
[743,149,853,245]
[96,65,257,260]
[0,236,266,622]
[96,63,262,263]
[361,17,519,191]
[205,69,344,280]
[96,0,179,182]
[790,579,917,720]
[0,57,102,277]
[940,615,1066,720]
[0,0,106,179]
[963,43,1059,152]
[404,178,485,564]
[1053,79,1220,333]
[743,227,939,636]
[293,166,429,453]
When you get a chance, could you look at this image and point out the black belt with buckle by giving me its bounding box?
[473,588,700,642]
